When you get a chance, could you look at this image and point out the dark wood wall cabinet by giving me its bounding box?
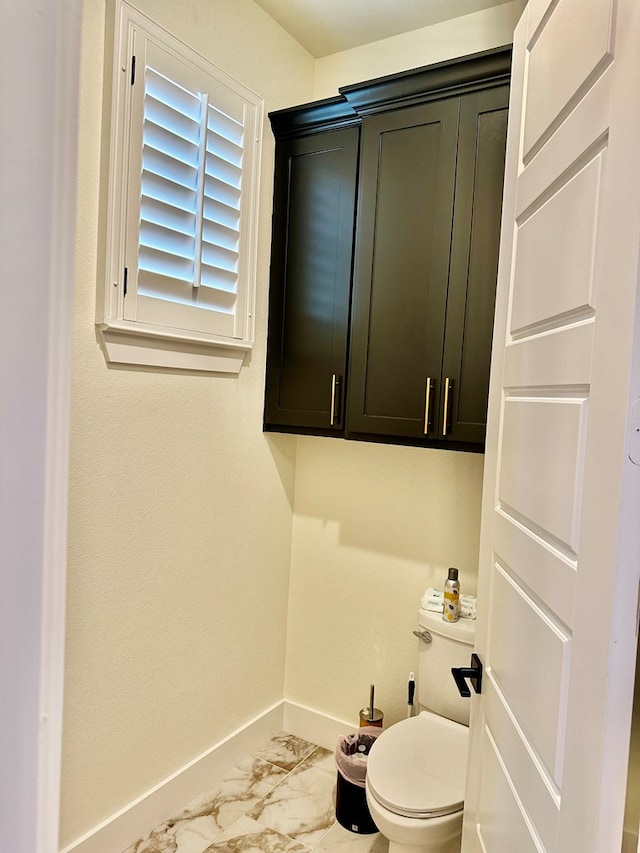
[264,47,511,451]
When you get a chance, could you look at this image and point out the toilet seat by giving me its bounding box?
[367,711,468,819]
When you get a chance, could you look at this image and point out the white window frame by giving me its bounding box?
[97,2,263,373]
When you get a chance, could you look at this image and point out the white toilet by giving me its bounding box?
[365,608,476,853]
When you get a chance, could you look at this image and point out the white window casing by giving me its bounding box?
[98,2,263,372]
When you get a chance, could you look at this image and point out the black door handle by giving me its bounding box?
[451,653,483,697]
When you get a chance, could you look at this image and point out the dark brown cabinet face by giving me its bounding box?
[443,87,509,445]
[264,49,511,450]
[264,126,359,432]
[347,86,509,446]
[347,99,459,439]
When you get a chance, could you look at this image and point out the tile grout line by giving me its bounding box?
[308,818,336,852]
[198,740,329,848]
[207,743,327,851]
[238,742,339,851]
[204,749,310,846]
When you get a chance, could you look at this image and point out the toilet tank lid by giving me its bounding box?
[418,608,476,643]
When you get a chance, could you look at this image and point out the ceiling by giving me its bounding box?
[252,0,515,58]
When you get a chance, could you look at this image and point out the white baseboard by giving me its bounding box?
[283,699,355,752]
[60,700,284,853]
[59,699,354,853]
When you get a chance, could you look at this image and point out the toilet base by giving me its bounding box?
[366,778,462,853]
[387,838,460,853]
[388,844,431,853]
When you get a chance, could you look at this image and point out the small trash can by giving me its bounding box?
[335,727,380,834]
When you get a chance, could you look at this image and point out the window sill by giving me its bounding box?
[97,319,252,373]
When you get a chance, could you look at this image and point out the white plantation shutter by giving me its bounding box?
[100,3,263,369]
[137,67,204,305]
[201,104,243,299]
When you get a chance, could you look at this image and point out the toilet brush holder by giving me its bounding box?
[359,683,384,728]
[358,706,384,727]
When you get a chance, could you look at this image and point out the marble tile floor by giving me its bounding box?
[123,732,389,853]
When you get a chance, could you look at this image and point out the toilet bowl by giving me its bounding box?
[365,711,467,853]
[364,608,476,853]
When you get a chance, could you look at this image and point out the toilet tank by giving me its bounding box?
[416,608,476,726]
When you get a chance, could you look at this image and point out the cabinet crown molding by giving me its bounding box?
[340,45,512,115]
[269,46,512,139]
[269,96,358,138]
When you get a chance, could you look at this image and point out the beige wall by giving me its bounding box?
[285,441,484,728]
[313,0,526,98]
[284,2,524,731]
[60,0,313,845]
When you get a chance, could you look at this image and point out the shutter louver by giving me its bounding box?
[138,68,200,300]
[200,105,244,306]
[134,63,248,335]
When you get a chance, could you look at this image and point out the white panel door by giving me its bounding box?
[463,1,640,851]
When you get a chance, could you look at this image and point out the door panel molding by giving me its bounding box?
[463,2,640,850]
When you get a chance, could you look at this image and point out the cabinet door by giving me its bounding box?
[441,86,509,444]
[347,99,459,439]
[264,126,359,431]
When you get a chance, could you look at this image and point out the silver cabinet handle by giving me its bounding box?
[442,377,452,436]
[423,377,432,434]
[330,374,337,426]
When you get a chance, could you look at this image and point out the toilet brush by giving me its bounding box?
[407,672,415,718]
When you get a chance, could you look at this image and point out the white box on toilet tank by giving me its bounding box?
[416,608,476,726]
